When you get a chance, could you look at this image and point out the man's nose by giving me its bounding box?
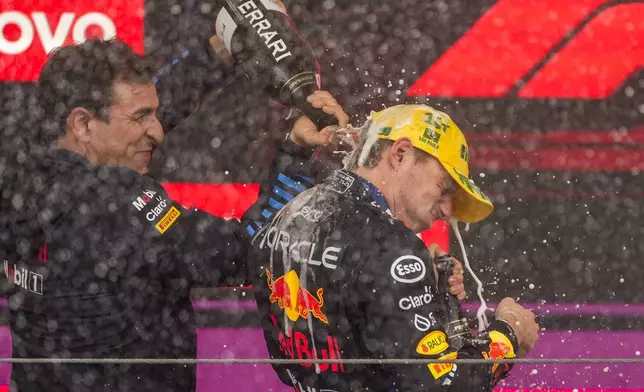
[147,117,164,145]
[439,198,453,219]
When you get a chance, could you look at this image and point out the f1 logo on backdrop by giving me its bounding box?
[0,0,144,81]
[408,0,644,99]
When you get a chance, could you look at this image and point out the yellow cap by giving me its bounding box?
[370,104,493,223]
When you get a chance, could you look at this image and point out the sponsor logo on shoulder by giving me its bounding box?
[146,196,169,222]
[131,189,176,225]
[132,189,157,211]
[155,206,181,234]
[294,205,324,222]
[390,255,426,283]
[328,171,354,194]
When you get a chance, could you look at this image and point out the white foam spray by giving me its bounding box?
[449,217,490,331]
[358,113,378,167]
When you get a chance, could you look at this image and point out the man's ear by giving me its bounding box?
[387,138,414,169]
[66,107,93,142]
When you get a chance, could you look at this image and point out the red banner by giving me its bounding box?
[0,0,144,81]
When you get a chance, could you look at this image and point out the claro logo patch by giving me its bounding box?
[390,255,426,284]
[0,0,144,81]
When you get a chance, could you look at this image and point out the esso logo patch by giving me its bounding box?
[390,255,426,284]
[0,0,144,81]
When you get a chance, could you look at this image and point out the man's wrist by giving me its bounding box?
[287,132,305,148]
[496,317,516,333]
[281,135,315,160]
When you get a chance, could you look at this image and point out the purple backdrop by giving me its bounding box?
[0,327,642,390]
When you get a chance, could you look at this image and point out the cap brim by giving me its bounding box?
[443,164,494,224]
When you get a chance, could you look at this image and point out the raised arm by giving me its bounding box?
[356,232,519,391]
[242,91,347,236]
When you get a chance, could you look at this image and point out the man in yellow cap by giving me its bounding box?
[345,104,494,230]
[247,104,538,391]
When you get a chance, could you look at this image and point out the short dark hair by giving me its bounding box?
[37,38,155,144]
[345,138,431,170]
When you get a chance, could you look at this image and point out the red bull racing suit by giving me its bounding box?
[246,166,520,392]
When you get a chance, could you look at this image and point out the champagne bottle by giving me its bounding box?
[213,0,337,129]
[435,254,471,351]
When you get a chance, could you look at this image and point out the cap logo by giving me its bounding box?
[380,126,392,136]
[424,112,450,133]
[421,127,441,149]
[454,168,491,202]
[460,144,470,163]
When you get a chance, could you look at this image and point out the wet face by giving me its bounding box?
[395,152,458,233]
[86,81,163,174]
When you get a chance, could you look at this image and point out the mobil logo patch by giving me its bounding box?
[390,255,426,283]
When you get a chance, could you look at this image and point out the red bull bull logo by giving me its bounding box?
[482,330,515,373]
[488,341,512,359]
[266,269,328,324]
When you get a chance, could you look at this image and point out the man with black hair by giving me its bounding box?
[0,37,348,392]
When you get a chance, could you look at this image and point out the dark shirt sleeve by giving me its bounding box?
[122,175,249,288]
[241,137,330,237]
[127,136,329,288]
[356,231,518,391]
[153,38,240,132]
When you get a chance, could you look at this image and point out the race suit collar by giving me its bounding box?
[326,170,393,217]
[49,148,88,163]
